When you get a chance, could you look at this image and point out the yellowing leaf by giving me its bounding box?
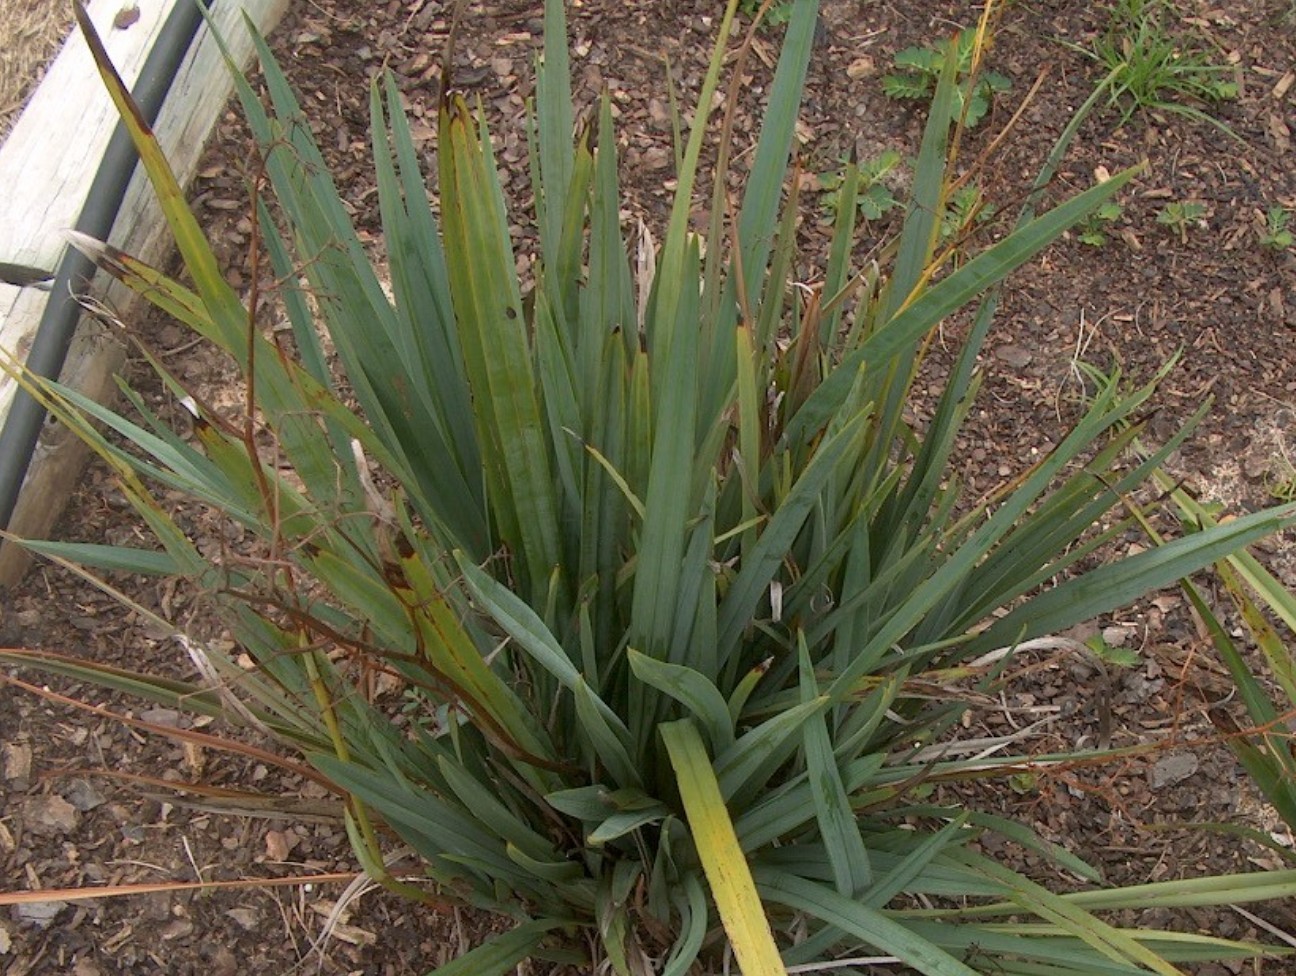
[660,720,786,976]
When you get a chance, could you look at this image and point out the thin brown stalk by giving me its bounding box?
[0,669,337,790]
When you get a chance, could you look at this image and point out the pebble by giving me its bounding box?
[13,900,67,930]
[21,794,79,838]
[1101,624,1135,647]
[2,742,32,790]
[226,908,259,931]
[211,946,239,976]
[994,344,1033,368]
[63,779,107,812]
[159,918,195,941]
[847,56,875,79]
[139,707,182,728]
[1149,752,1199,789]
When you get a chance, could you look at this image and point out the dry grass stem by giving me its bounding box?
[0,0,71,141]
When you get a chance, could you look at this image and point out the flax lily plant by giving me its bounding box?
[5,1,1296,973]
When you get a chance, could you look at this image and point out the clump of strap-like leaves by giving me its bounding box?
[8,1,1296,973]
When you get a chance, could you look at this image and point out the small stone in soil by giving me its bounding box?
[226,907,259,931]
[994,344,1034,368]
[63,778,107,812]
[22,794,79,837]
[211,946,239,976]
[159,917,195,941]
[1149,752,1200,789]
[13,899,68,929]
[2,742,32,790]
[139,707,183,727]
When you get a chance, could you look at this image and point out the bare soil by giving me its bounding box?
[2,0,1295,973]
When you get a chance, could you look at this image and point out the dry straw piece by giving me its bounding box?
[0,0,72,141]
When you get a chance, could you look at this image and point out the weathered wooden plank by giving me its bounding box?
[0,0,290,586]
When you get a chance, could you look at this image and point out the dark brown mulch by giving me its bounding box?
[2,0,1294,972]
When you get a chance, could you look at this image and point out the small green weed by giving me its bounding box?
[1087,0,1238,133]
[1259,205,1294,251]
[1008,770,1039,795]
[738,0,793,28]
[1268,447,1296,503]
[882,28,1011,127]
[818,150,904,221]
[1084,632,1142,668]
[942,182,995,242]
[1269,465,1296,503]
[1077,199,1125,246]
[1156,199,1206,243]
[1076,358,1296,842]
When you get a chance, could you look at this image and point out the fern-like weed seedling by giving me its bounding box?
[738,0,794,28]
[882,28,1011,127]
[1077,200,1125,246]
[1156,200,1206,243]
[1259,205,1293,251]
[941,182,996,259]
[818,150,904,222]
